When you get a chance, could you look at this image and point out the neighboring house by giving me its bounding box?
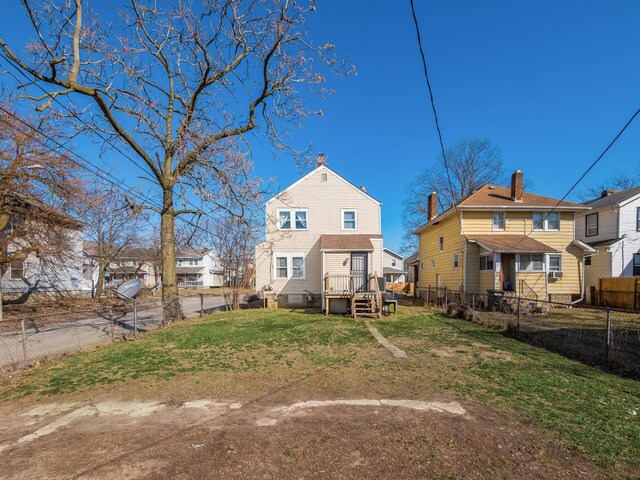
[176,248,224,288]
[1,195,84,297]
[413,170,594,303]
[383,248,407,283]
[404,251,420,287]
[82,242,157,294]
[575,187,640,296]
[254,156,384,315]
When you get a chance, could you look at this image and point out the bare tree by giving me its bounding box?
[80,183,147,298]
[579,166,640,202]
[401,137,504,253]
[0,0,351,323]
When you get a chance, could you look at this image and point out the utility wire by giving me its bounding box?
[507,105,640,251]
[409,0,463,232]
[0,106,221,240]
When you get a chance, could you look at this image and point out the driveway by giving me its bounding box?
[0,295,228,369]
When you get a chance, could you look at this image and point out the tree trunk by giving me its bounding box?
[95,260,106,299]
[160,187,182,325]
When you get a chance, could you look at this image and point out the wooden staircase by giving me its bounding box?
[324,272,383,318]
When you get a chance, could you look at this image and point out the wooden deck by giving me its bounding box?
[323,273,382,318]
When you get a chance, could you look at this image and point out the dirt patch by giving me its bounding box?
[0,397,606,479]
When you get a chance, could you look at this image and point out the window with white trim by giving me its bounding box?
[278,210,307,230]
[274,254,305,280]
[585,213,598,237]
[519,254,544,272]
[342,210,357,230]
[492,212,505,231]
[479,254,494,271]
[634,254,640,276]
[391,258,396,267]
[453,253,459,270]
[548,254,562,272]
[533,212,560,231]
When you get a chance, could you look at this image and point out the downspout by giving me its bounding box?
[571,254,586,305]
[463,241,467,292]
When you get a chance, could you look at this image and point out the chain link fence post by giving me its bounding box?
[605,309,612,362]
[516,296,521,333]
[200,293,204,318]
[20,318,27,366]
[109,306,114,341]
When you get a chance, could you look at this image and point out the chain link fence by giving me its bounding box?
[0,294,230,371]
[420,287,640,378]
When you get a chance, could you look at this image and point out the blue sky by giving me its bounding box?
[4,1,640,253]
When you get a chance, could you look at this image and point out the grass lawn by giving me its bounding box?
[1,306,639,475]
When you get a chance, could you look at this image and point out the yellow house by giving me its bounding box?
[413,170,594,303]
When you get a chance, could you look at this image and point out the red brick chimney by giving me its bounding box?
[317,153,327,167]
[511,170,523,202]
[428,192,438,221]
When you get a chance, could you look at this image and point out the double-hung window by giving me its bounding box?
[492,212,505,231]
[9,260,24,279]
[342,210,357,230]
[548,254,562,272]
[453,253,459,270]
[274,253,305,280]
[519,254,544,271]
[278,209,308,230]
[533,212,560,231]
[636,208,640,232]
[585,213,598,237]
[479,255,494,271]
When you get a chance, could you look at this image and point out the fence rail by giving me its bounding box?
[420,286,640,378]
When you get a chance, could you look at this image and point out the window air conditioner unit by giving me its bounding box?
[549,271,563,279]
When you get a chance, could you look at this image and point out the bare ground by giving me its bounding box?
[0,363,608,480]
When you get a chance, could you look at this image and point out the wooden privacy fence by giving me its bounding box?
[385,282,415,296]
[599,277,640,310]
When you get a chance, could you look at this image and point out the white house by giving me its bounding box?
[576,187,640,299]
[383,248,407,283]
[176,248,224,288]
[254,156,384,315]
[1,195,84,298]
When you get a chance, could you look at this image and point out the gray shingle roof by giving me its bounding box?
[583,186,640,210]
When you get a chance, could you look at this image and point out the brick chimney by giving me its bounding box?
[427,192,438,221]
[317,153,327,167]
[601,189,619,198]
[511,170,523,202]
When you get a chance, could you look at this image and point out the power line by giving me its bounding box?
[409,0,463,233]
[507,105,640,251]
[0,106,221,240]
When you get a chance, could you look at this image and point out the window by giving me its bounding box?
[634,254,640,276]
[274,254,305,280]
[479,255,494,271]
[532,212,545,231]
[430,259,436,269]
[492,212,505,231]
[533,212,560,231]
[278,210,307,230]
[453,253,459,270]
[585,256,592,266]
[295,211,307,230]
[342,210,357,230]
[420,261,424,270]
[391,258,396,267]
[275,256,288,279]
[546,213,560,231]
[585,213,598,237]
[9,260,24,279]
[321,173,328,182]
[636,207,640,232]
[292,256,305,279]
[519,254,544,272]
[439,235,444,252]
[548,254,562,272]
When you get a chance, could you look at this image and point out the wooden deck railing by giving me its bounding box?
[324,273,354,294]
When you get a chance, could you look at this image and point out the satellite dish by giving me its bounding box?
[115,278,143,300]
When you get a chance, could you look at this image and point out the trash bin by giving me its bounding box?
[486,289,505,311]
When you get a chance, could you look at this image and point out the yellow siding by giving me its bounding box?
[417,213,465,291]
[416,209,585,299]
